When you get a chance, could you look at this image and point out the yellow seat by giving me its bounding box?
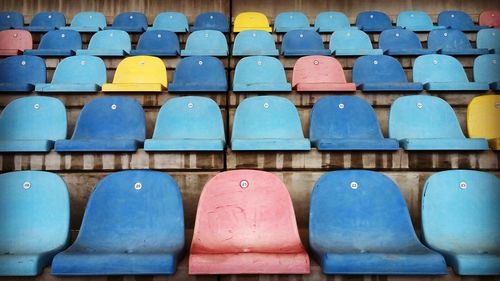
[102,56,167,92]
[233,12,272,32]
[467,95,500,150]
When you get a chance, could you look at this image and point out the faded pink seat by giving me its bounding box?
[0,29,32,56]
[292,55,356,92]
[189,169,310,274]
[479,10,500,28]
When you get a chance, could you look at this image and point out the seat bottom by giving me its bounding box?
[233,26,272,32]
[385,48,435,56]
[35,83,100,92]
[315,138,400,150]
[438,48,489,56]
[23,49,75,57]
[55,139,142,152]
[296,82,356,92]
[0,252,54,276]
[424,82,490,91]
[0,140,53,152]
[0,49,22,56]
[232,49,279,56]
[233,83,292,92]
[59,26,100,32]
[102,83,165,92]
[129,49,178,57]
[180,50,227,57]
[333,49,384,56]
[22,26,55,32]
[0,83,34,92]
[76,49,127,57]
[168,83,227,92]
[231,138,311,151]
[103,26,145,32]
[144,138,225,151]
[446,253,500,275]
[399,138,489,150]
[283,49,332,57]
[359,82,423,92]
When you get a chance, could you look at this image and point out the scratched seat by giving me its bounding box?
[467,95,500,150]
[479,10,500,28]
[22,11,65,32]
[476,28,500,53]
[233,56,291,92]
[104,12,147,32]
[274,12,313,32]
[232,30,278,56]
[0,11,23,30]
[189,170,310,274]
[314,11,356,32]
[292,56,355,92]
[191,12,229,32]
[473,54,500,90]
[329,29,383,56]
[396,10,445,31]
[438,10,487,31]
[0,29,32,56]
[233,12,272,32]
[181,30,228,56]
[169,56,227,92]
[0,55,46,92]
[148,12,189,32]
[23,29,81,57]
[281,30,330,56]
[427,28,489,55]
[75,30,131,56]
[129,30,179,56]
[355,11,394,32]
[379,28,435,56]
[59,11,106,32]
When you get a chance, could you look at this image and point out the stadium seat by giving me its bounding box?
[168,56,227,92]
[0,11,23,30]
[467,95,500,150]
[23,11,65,32]
[75,30,131,56]
[233,12,271,32]
[129,30,179,56]
[355,11,394,32]
[353,55,423,92]
[35,55,106,92]
[314,11,355,32]
[51,170,184,275]
[231,96,310,150]
[329,29,383,56]
[59,11,106,32]
[422,170,500,275]
[427,28,489,55]
[476,28,500,53]
[379,28,435,56]
[148,12,189,32]
[281,30,330,56]
[0,97,66,152]
[181,30,228,56]
[310,170,447,275]
[144,96,225,151]
[233,56,291,92]
[396,10,445,31]
[102,56,167,92]
[388,95,489,150]
[55,97,145,152]
[413,54,490,91]
[0,171,69,276]
[191,12,229,32]
[0,29,32,56]
[479,10,500,28]
[23,29,81,56]
[189,170,310,274]
[274,12,313,32]
[473,54,500,90]
[292,56,356,91]
[104,12,147,32]
[310,96,399,150]
[0,55,46,92]
[232,30,279,56]
[438,10,487,31]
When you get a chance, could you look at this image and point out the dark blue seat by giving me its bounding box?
[168,56,227,92]
[281,30,330,56]
[355,11,394,32]
[438,10,487,31]
[428,28,489,55]
[23,12,65,32]
[379,28,434,56]
[23,29,81,57]
[0,55,46,92]
[129,30,179,56]
[104,12,147,32]
[0,11,23,30]
[191,12,229,32]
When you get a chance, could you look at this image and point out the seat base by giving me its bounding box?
[55,139,142,152]
[0,140,53,152]
[181,50,227,57]
[0,83,34,92]
[76,49,127,56]
[233,83,292,92]
[424,82,490,91]
[129,49,179,57]
[233,27,272,32]
[232,49,279,56]
[168,83,227,92]
[403,25,446,32]
[23,49,75,57]
[22,26,57,32]
[447,253,500,275]
[147,27,188,33]
[385,48,435,56]
[274,27,315,33]
[282,49,332,57]
[399,138,489,150]
[359,82,423,92]
[296,82,357,92]
[103,26,145,33]
[35,83,100,92]
[438,48,489,56]
[144,139,225,151]
[0,49,22,56]
[315,138,400,151]
[59,26,101,32]
[102,83,165,92]
[0,253,52,276]
[231,138,311,151]
[333,49,384,56]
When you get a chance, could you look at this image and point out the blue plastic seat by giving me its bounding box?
[310,96,399,150]
[191,12,229,32]
[0,171,69,276]
[0,55,46,92]
[145,96,225,151]
[35,55,106,92]
[181,30,227,56]
[0,11,23,30]
[51,170,184,275]
[422,170,500,275]
[231,96,310,151]
[148,12,189,32]
[55,97,145,152]
[310,170,447,275]
[23,12,65,32]
[388,95,489,150]
[329,29,383,56]
[75,30,131,56]
[396,10,445,31]
[428,28,489,55]
[23,29,81,56]
[129,30,179,56]
[274,12,313,32]
[0,97,66,152]
[352,55,423,92]
[59,12,106,32]
[281,30,330,56]
[379,28,435,56]
[233,56,291,92]
[104,12,147,32]
[413,54,490,91]
[476,28,500,53]
[232,30,279,56]
[314,11,356,32]
[169,56,227,92]
[438,10,487,31]
[355,11,394,32]
[473,54,500,90]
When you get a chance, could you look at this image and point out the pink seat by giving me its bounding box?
[189,169,310,274]
[0,29,32,56]
[292,55,356,92]
[479,10,500,27]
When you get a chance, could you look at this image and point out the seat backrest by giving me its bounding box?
[233,56,287,86]
[292,56,347,86]
[0,11,23,28]
[0,29,32,51]
[29,11,65,28]
[422,170,500,253]
[476,28,500,50]
[136,30,179,53]
[467,95,500,140]
[438,10,476,29]
[74,170,184,251]
[396,10,434,29]
[71,97,145,141]
[274,12,310,31]
[233,30,276,53]
[37,29,81,50]
[172,56,226,87]
[87,30,131,51]
[111,56,167,87]
[69,11,106,29]
[191,170,303,253]
[281,30,325,51]
[473,54,500,84]
[413,54,469,84]
[111,12,147,30]
[428,28,473,50]
[51,55,106,86]
[352,55,409,85]
[310,96,385,142]
[310,170,418,251]
[0,55,46,84]
[232,96,304,140]
[379,28,423,51]
[152,12,188,32]
[329,29,374,50]
[479,10,500,27]
[314,11,351,32]
[0,171,69,253]
[184,30,227,52]
[355,11,392,30]
[192,12,228,31]
[0,96,66,141]
[233,12,271,31]
[389,95,466,140]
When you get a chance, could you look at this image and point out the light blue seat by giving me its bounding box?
[191,12,229,32]
[314,11,356,32]
[104,12,147,32]
[144,97,225,151]
[274,12,313,32]
[233,56,291,92]
[352,55,423,92]
[148,12,188,32]
[396,10,445,31]
[75,30,131,56]
[0,171,69,276]
[388,95,489,150]
[59,12,106,32]
[413,54,490,91]
[281,30,330,56]
[379,28,435,56]
[35,55,106,92]
[473,54,500,90]
[23,12,65,32]
[169,56,227,92]
[428,28,489,55]
[422,170,500,275]
[438,10,487,31]
[310,170,447,275]
[0,55,46,92]
[231,96,310,151]
[310,96,399,150]
[55,97,145,152]
[51,170,184,275]
[0,11,23,30]
[129,30,179,56]
[0,97,66,152]
[23,29,81,56]
[329,29,383,56]
[355,11,394,32]
[232,30,279,56]
[477,28,500,53]
[181,30,227,56]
